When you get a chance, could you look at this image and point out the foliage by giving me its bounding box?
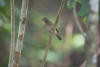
[0,0,97,66]
[67,0,88,16]
[71,34,85,51]
[67,0,89,27]
[37,49,63,63]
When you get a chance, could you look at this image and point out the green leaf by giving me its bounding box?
[67,0,75,9]
[77,0,88,16]
[83,16,88,28]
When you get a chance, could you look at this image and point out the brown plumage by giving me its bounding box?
[42,17,62,40]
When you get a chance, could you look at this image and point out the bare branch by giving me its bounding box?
[41,0,66,67]
[8,0,15,67]
[13,0,29,67]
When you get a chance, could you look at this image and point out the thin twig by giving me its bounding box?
[73,0,86,37]
[8,0,15,67]
[41,0,66,67]
[13,0,29,67]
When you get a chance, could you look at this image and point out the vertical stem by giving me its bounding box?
[13,0,29,67]
[41,0,66,67]
[73,0,86,37]
[86,0,99,67]
[8,0,15,67]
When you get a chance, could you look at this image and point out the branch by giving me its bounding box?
[86,0,99,67]
[8,0,15,67]
[41,0,66,67]
[73,0,86,37]
[13,0,29,67]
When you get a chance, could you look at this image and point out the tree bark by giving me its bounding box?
[13,0,29,67]
[8,0,15,67]
[86,0,99,67]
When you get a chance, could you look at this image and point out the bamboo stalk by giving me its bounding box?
[8,0,15,67]
[13,0,29,67]
[41,0,66,67]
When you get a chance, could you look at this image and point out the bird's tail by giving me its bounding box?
[44,62,48,67]
[40,61,48,67]
[56,34,62,40]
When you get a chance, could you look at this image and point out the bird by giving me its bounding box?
[42,17,62,40]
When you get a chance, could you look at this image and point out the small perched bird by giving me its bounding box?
[42,17,62,40]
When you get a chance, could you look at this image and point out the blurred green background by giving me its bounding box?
[0,0,87,67]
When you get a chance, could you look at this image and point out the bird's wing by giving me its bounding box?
[56,28,59,33]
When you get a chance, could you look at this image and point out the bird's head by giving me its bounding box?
[42,17,50,25]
